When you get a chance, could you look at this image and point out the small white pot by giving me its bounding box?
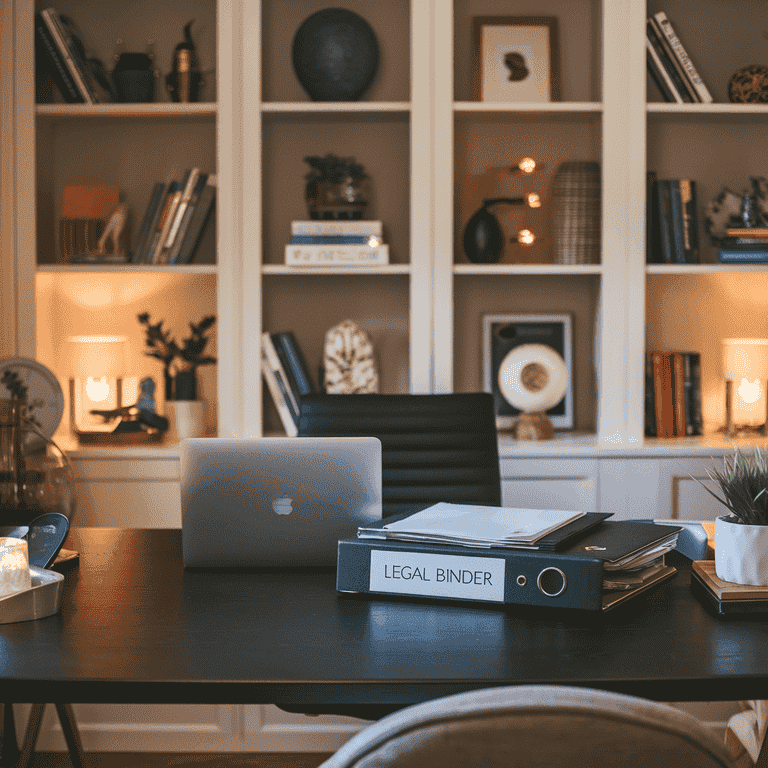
[714,515,768,586]
[166,401,206,442]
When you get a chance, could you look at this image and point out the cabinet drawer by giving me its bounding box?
[500,459,598,512]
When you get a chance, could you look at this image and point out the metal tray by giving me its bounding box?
[0,566,64,624]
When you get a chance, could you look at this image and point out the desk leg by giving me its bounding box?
[16,703,45,768]
[54,704,86,768]
[1,704,21,767]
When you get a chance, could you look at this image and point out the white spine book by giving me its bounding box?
[653,12,713,103]
[290,220,383,237]
[285,244,389,267]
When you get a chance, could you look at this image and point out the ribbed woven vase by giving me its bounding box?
[551,161,601,265]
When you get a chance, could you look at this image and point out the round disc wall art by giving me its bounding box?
[292,8,380,101]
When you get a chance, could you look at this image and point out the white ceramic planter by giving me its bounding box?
[714,515,768,586]
[165,401,206,442]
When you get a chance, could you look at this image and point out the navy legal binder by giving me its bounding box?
[336,521,681,612]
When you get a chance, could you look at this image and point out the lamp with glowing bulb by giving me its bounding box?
[64,335,128,436]
[722,338,768,436]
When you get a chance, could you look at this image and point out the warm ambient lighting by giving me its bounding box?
[515,157,538,174]
[64,335,128,434]
[512,229,536,246]
[722,338,768,435]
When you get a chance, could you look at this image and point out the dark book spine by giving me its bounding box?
[274,331,316,396]
[688,353,703,436]
[646,171,661,264]
[682,354,694,436]
[645,352,657,437]
[131,182,165,263]
[174,177,216,265]
[46,9,97,103]
[668,180,686,264]
[648,15,698,102]
[34,13,84,103]
[646,20,692,103]
[679,179,699,263]
[645,45,677,103]
[656,180,674,264]
[271,333,303,408]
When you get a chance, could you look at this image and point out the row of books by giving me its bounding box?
[261,331,317,435]
[645,11,712,104]
[285,220,389,267]
[645,350,703,438]
[646,175,699,264]
[132,169,216,264]
[719,227,768,263]
[35,8,100,104]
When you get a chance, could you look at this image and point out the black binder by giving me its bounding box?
[337,521,681,612]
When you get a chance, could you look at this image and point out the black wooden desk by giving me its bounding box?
[1,527,767,716]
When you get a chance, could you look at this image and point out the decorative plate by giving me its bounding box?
[728,64,768,103]
[292,8,380,102]
[0,357,65,440]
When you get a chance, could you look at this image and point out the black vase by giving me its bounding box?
[174,371,197,401]
[112,53,155,103]
[292,8,379,101]
[463,206,504,264]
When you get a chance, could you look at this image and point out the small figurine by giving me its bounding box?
[166,20,203,103]
[96,203,128,257]
[323,320,379,394]
[136,377,157,413]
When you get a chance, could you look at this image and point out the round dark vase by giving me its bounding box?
[463,206,504,264]
[112,53,155,103]
[174,370,197,401]
[292,8,380,101]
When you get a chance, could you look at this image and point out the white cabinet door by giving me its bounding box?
[501,459,599,512]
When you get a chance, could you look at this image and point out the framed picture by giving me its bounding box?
[482,313,573,430]
[473,16,560,103]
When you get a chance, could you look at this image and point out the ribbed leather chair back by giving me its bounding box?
[298,393,501,517]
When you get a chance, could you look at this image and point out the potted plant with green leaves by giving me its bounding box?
[304,153,369,220]
[138,313,216,440]
[695,446,768,585]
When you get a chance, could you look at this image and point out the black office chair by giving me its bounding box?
[298,392,502,518]
[284,393,502,721]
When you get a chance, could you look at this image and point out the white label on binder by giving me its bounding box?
[369,550,506,602]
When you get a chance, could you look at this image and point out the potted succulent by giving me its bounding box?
[304,153,369,220]
[695,446,768,585]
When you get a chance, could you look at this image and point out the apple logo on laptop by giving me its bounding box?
[272,495,293,515]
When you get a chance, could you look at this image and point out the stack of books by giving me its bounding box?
[132,169,217,265]
[261,331,316,436]
[691,560,768,616]
[646,174,700,264]
[338,503,681,611]
[285,220,389,267]
[645,350,703,438]
[35,8,100,104]
[719,228,768,263]
[645,11,712,104]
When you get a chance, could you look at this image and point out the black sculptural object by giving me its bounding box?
[463,197,529,264]
[166,20,203,102]
[292,8,380,101]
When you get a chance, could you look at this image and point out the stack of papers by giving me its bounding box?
[357,502,586,549]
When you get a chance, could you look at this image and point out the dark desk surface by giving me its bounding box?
[1,528,766,706]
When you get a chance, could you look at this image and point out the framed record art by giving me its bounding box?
[473,16,560,102]
[482,313,573,429]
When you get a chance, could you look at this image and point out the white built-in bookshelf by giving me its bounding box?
[4,0,768,451]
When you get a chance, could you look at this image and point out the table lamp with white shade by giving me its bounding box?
[722,338,768,436]
[64,335,128,435]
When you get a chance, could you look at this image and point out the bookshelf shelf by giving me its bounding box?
[646,264,768,275]
[37,264,218,274]
[262,265,411,276]
[260,102,410,114]
[647,103,768,115]
[453,101,603,114]
[454,264,603,276]
[36,103,217,118]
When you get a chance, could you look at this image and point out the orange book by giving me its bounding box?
[652,351,674,438]
[61,185,119,219]
[672,352,686,436]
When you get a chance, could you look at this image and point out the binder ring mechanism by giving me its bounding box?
[537,567,567,597]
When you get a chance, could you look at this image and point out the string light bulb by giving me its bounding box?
[526,193,541,208]
[511,229,536,246]
[518,157,537,174]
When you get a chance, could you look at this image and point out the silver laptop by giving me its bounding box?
[180,437,382,568]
